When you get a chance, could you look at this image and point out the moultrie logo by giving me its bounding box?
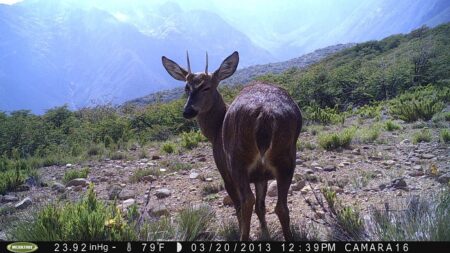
[6,242,39,253]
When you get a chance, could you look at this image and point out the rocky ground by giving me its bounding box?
[1,117,449,240]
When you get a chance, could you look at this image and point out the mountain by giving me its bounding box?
[124,43,354,107]
[0,0,272,113]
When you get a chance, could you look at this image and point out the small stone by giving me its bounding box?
[197,157,207,162]
[391,178,407,189]
[310,161,320,167]
[437,173,450,184]
[413,165,422,170]
[267,181,278,197]
[119,189,135,200]
[378,183,387,190]
[295,159,302,165]
[351,148,361,155]
[151,155,161,160]
[305,169,314,175]
[315,210,325,219]
[52,182,65,193]
[159,168,167,172]
[205,177,213,182]
[362,146,370,150]
[65,178,89,187]
[189,172,200,179]
[324,165,336,172]
[73,185,83,192]
[223,195,234,206]
[155,188,171,199]
[400,139,411,145]
[148,204,170,217]
[121,198,136,209]
[15,197,32,210]
[66,163,73,168]
[300,185,312,195]
[15,184,30,192]
[291,180,306,191]
[421,154,435,159]
[1,195,19,203]
[142,175,156,182]
[409,171,424,177]
[383,160,396,166]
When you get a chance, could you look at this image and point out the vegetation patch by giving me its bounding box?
[63,167,90,184]
[384,120,401,131]
[318,128,355,150]
[129,168,160,183]
[440,129,450,143]
[412,129,432,144]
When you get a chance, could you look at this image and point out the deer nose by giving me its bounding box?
[183,106,198,119]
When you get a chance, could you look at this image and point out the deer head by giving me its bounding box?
[162,51,239,119]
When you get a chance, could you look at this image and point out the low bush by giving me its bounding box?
[160,142,176,154]
[384,120,401,131]
[318,128,355,150]
[63,167,90,184]
[440,129,450,143]
[412,129,432,144]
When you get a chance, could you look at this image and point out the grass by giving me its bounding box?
[129,168,160,183]
[177,205,215,241]
[305,105,345,125]
[11,185,137,240]
[87,144,105,157]
[296,141,317,151]
[440,129,450,143]
[412,129,432,144]
[201,183,224,196]
[62,167,90,184]
[0,160,29,194]
[384,120,401,131]
[355,126,381,144]
[160,159,192,172]
[369,189,450,240]
[160,142,176,154]
[219,219,240,241]
[318,128,355,150]
[109,151,128,160]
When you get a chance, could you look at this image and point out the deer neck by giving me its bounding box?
[196,92,227,144]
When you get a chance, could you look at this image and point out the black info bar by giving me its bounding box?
[1,241,448,253]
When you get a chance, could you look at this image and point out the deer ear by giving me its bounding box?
[213,51,239,81]
[162,56,188,81]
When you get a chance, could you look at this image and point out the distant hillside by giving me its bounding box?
[125,44,353,107]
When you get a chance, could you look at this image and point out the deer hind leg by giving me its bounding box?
[273,157,295,241]
[255,180,269,239]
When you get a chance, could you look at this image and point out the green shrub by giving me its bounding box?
[0,160,29,194]
[432,111,450,123]
[305,105,345,125]
[356,104,382,119]
[389,86,446,122]
[384,120,401,131]
[160,159,192,172]
[412,129,432,144]
[160,142,176,154]
[297,141,317,151]
[219,219,240,241]
[318,128,355,150]
[440,129,450,143]
[87,144,104,157]
[11,185,136,240]
[180,131,206,150]
[201,183,224,196]
[63,167,90,183]
[109,151,127,160]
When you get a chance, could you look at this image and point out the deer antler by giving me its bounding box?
[186,50,191,75]
[205,51,208,74]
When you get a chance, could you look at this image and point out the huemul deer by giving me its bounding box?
[162,51,302,240]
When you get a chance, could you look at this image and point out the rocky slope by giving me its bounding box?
[1,114,449,240]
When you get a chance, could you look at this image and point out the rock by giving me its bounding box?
[189,172,200,179]
[155,188,171,199]
[378,183,387,190]
[310,161,320,167]
[300,185,312,195]
[65,178,89,187]
[151,155,161,160]
[324,165,336,172]
[421,154,435,159]
[391,178,407,190]
[15,184,30,192]
[66,163,73,168]
[291,180,306,191]
[15,197,32,210]
[142,175,156,182]
[437,173,450,184]
[1,194,19,203]
[205,177,213,182]
[351,148,361,155]
[121,199,136,209]
[267,181,278,197]
[109,185,122,200]
[413,165,422,170]
[305,169,314,175]
[148,204,170,217]
[119,189,135,200]
[74,185,83,192]
[314,166,323,171]
[52,182,66,193]
[315,210,325,219]
[383,160,396,166]
[400,139,411,145]
[409,171,424,177]
[197,157,207,162]
[295,159,303,165]
[159,168,167,172]
[223,195,234,206]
